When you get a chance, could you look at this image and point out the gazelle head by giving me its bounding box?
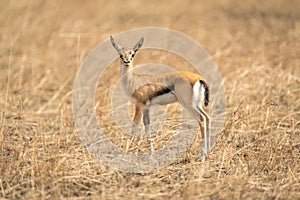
[110,35,144,67]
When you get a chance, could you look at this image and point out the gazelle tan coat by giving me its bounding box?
[110,36,211,160]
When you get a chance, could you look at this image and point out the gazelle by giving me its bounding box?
[110,36,211,159]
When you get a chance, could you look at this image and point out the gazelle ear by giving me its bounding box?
[110,35,122,55]
[133,37,144,53]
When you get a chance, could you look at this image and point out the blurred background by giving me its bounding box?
[0,0,299,199]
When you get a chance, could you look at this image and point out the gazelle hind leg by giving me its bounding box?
[174,78,211,161]
[194,104,210,161]
[174,79,206,160]
[196,105,211,152]
[192,81,211,159]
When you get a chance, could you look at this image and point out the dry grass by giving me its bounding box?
[1,0,300,199]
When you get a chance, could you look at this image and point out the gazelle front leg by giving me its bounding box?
[132,103,143,137]
[126,103,143,152]
[143,107,154,152]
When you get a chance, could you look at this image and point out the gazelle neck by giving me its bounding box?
[120,62,135,97]
[120,62,134,78]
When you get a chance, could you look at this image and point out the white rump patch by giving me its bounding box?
[192,81,205,107]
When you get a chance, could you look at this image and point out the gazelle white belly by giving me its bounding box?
[150,92,177,105]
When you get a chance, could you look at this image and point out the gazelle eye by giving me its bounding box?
[120,55,123,59]
[132,53,135,58]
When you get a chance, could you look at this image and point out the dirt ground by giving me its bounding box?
[0,0,299,199]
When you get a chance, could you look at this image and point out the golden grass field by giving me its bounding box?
[1,0,300,199]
